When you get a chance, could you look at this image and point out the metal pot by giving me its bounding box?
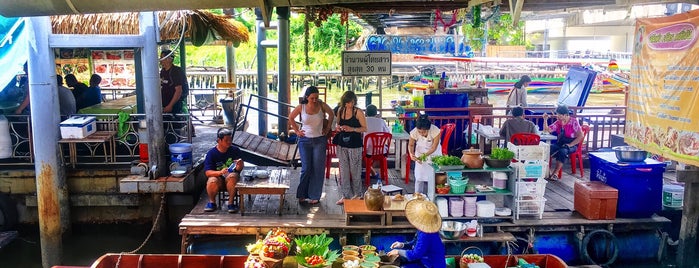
[612,146,647,162]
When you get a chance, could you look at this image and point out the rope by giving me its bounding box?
[115,191,167,268]
[581,229,619,267]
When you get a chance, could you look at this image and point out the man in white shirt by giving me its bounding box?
[364,104,390,180]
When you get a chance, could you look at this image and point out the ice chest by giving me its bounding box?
[574,181,618,220]
[589,152,664,218]
[60,116,96,139]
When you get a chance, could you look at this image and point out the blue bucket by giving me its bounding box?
[169,143,193,171]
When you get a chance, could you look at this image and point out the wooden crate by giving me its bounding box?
[574,181,618,220]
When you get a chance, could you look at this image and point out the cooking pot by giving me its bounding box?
[612,146,647,162]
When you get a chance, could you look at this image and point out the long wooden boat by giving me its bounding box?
[52,253,567,268]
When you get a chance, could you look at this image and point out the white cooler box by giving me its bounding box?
[60,116,96,139]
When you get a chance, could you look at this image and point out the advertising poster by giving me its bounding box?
[91,49,136,88]
[627,9,699,166]
[54,48,91,83]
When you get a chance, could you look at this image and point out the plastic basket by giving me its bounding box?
[514,180,547,199]
[459,246,484,268]
[449,178,468,194]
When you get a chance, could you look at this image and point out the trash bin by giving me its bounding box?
[220,98,237,127]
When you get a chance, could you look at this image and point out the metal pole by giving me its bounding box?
[277,7,290,132]
[140,12,166,178]
[256,8,268,135]
[224,9,237,83]
[28,16,65,268]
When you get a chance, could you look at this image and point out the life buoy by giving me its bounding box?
[0,193,18,231]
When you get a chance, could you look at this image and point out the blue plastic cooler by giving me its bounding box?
[589,152,665,218]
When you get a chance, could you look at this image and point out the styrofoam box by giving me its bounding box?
[60,116,96,139]
[507,141,550,161]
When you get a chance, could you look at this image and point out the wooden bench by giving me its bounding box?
[343,199,386,226]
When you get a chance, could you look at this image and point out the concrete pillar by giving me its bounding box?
[140,12,166,178]
[277,7,290,132]
[28,16,66,268]
[256,8,268,135]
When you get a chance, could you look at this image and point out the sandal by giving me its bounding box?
[336,199,344,205]
[298,198,307,204]
[308,199,320,205]
[546,174,559,181]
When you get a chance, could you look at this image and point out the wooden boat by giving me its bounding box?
[53,253,567,268]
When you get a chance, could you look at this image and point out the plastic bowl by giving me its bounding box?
[439,221,467,239]
[483,156,511,168]
[612,146,647,162]
[170,169,186,177]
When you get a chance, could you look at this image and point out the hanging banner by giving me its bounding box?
[627,9,699,166]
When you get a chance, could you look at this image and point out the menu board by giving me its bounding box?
[55,48,91,83]
[628,9,699,166]
[91,49,136,88]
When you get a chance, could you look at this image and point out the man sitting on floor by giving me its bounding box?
[203,128,244,213]
[499,106,538,143]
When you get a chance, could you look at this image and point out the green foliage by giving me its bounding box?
[490,147,515,160]
[462,12,529,51]
[294,234,340,267]
[432,155,463,166]
[184,11,361,71]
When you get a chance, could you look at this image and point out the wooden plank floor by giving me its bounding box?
[182,125,673,240]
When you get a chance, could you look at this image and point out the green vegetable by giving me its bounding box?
[294,233,340,267]
[432,155,463,166]
[491,147,515,160]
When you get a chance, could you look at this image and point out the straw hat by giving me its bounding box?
[405,199,442,233]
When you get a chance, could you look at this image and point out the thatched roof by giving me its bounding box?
[50,10,249,46]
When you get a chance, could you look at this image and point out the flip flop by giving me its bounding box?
[308,199,320,205]
[298,198,307,204]
[336,199,344,205]
[546,174,559,181]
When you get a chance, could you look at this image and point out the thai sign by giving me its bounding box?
[627,9,699,166]
[341,51,391,76]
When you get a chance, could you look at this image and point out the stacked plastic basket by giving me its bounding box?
[506,142,550,220]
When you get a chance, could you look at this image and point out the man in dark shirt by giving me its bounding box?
[82,74,103,108]
[203,128,244,213]
[159,49,188,115]
[65,74,90,111]
[499,106,538,143]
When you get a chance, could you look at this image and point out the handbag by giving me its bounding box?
[332,132,341,145]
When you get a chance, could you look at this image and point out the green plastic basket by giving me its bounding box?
[449,178,468,194]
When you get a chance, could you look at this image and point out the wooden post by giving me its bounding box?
[676,165,699,267]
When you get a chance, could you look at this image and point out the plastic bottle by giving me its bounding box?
[438,72,447,90]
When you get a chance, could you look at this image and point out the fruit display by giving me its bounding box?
[461,253,484,263]
[294,233,340,268]
[243,256,267,268]
[246,228,291,260]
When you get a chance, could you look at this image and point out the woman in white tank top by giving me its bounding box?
[288,86,334,205]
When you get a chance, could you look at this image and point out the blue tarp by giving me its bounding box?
[0,16,28,97]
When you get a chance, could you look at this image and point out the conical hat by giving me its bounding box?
[405,199,442,233]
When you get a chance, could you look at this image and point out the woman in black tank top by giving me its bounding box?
[335,91,367,205]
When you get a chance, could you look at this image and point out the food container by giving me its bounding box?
[612,146,647,162]
[439,221,467,239]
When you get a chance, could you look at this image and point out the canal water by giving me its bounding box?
[0,224,181,268]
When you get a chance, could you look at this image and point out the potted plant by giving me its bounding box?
[294,233,340,268]
[484,147,515,168]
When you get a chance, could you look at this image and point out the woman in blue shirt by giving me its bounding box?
[388,199,446,268]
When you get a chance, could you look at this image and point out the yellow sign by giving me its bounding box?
[627,9,699,165]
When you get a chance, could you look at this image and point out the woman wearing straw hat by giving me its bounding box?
[388,199,446,268]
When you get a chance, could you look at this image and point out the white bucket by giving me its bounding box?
[662,184,684,208]
[492,172,508,189]
[0,115,11,159]
[169,143,193,171]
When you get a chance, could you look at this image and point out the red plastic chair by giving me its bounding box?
[405,123,456,184]
[510,133,541,145]
[325,131,338,180]
[556,125,590,179]
[364,132,392,186]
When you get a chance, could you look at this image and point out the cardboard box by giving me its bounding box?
[574,181,618,220]
[60,116,96,139]
[507,141,550,161]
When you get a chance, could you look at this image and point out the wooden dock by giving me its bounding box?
[178,164,672,253]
